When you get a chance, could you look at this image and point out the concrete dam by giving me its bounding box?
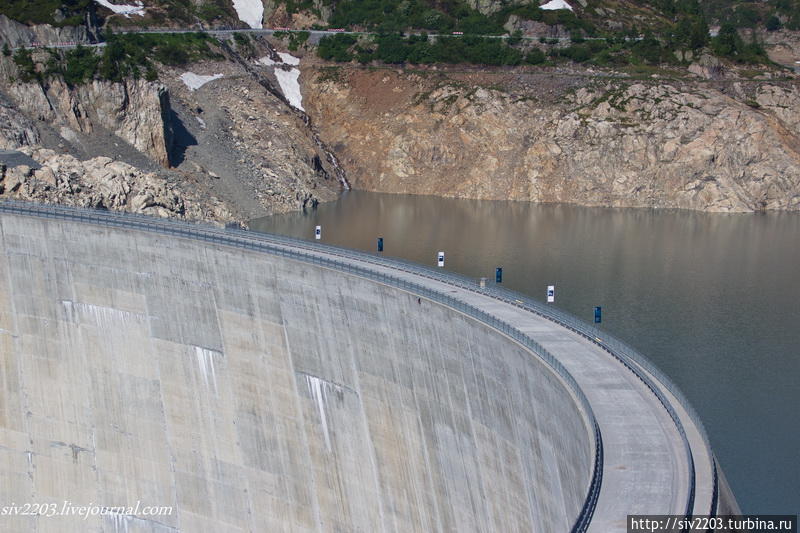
[0,202,734,532]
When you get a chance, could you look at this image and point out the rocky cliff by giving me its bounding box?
[0,92,39,148]
[0,14,96,48]
[304,66,800,212]
[155,52,343,219]
[1,147,233,221]
[0,37,343,224]
[7,77,175,166]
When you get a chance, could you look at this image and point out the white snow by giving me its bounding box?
[257,53,304,111]
[540,0,573,11]
[196,116,207,129]
[180,72,223,91]
[93,0,145,17]
[258,53,300,66]
[233,0,263,29]
[274,68,304,111]
[277,52,300,66]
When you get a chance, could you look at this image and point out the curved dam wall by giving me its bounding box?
[0,212,593,532]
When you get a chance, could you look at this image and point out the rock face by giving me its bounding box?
[0,148,234,222]
[0,92,39,149]
[0,37,343,223]
[7,77,174,167]
[760,29,800,70]
[156,49,342,219]
[0,14,94,48]
[504,15,570,38]
[304,67,800,212]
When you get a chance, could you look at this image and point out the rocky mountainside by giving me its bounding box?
[1,7,799,217]
[0,37,343,225]
[304,65,800,212]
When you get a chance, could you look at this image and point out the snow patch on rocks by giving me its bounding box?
[274,68,304,111]
[257,53,304,111]
[93,0,145,17]
[233,0,264,29]
[180,72,224,91]
[540,0,573,11]
[277,52,300,66]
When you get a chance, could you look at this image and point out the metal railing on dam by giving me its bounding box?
[0,200,603,532]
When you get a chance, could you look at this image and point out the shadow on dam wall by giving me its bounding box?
[0,213,593,532]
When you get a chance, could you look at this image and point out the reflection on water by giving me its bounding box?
[251,190,800,514]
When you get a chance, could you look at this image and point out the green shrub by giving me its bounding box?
[507,30,523,46]
[559,44,592,63]
[62,45,101,85]
[631,35,664,65]
[711,23,766,63]
[318,34,356,62]
[524,48,546,64]
[570,31,585,44]
[735,5,761,28]
[12,48,39,83]
[233,32,257,58]
[765,15,781,31]
[288,31,310,51]
[197,0,232,22]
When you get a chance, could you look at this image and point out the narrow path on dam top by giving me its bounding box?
[0,203,715,531]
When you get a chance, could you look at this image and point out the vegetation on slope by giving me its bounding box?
[698,0,800,30]
[0,0,239,28]
[327,0,506,34]
[0,0,93,27]
[317,24,770,69]
[0,0,785,72]
[10,32,221,85]
[4,0,799,35]
[283,0,800,35]
[305,0,774,67]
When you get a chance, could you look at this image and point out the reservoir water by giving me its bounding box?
[251,190,800,514]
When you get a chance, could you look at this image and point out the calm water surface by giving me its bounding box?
[251,190,800,514]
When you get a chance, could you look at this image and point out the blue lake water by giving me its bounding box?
[251,190,800,514]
